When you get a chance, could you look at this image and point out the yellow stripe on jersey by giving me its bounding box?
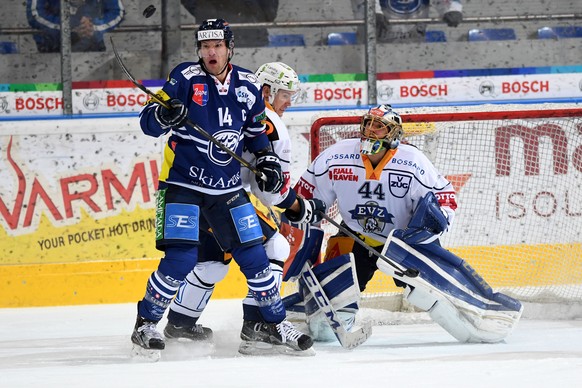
[154,89,171,104]
[362,149,397,180]
[248,192,279,230]
[159,142,176,182]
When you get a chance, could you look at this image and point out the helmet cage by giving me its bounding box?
[360,105,403,155]
[255,62,300,103]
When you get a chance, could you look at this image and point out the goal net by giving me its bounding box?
[308,105,582,319]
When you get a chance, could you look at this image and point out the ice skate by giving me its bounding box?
[131,316,164,361]
[238,319,315,356]
[163,322,213,342]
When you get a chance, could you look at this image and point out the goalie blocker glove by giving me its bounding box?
[255,151,284,193]
[284,197,326,224]
[155,98,188,129]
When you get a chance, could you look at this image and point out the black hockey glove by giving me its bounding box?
[284,197,327,224]
[155,98,188,129]
[255,151,284,193]
[443,11,463,27]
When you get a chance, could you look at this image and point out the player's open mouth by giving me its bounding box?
[209,60,217,65]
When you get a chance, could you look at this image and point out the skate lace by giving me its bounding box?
[191,324,204,333]
[138,321,162,339]
[276,320,303,343]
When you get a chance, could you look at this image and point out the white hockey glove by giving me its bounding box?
[154,98,188,129]
[284,197,326,224]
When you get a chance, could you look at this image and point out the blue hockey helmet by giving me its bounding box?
[196,18,234,50]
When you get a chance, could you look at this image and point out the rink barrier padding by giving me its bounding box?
[2,242,580,307]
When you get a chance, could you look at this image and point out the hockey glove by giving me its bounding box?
[443,11,463,27]
[255,151,284,193]
[285,197,327,224]
[395,192,449,245]
[154,98,188,129]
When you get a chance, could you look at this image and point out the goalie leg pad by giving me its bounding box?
[299,260,371,349]
[302,254,361,342]
[377,232,523,343]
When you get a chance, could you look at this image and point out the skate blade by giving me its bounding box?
[238,341,315,357]
[131,344,161,362]
[165,336,213,344]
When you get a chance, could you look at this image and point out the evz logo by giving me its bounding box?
[389,173,411,198]
[348,201,393,233]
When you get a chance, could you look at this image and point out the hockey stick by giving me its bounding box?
[301,262,372,349]
[109,37,266,181]
[317,211,420,278]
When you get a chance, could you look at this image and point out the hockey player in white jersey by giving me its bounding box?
[291,105,523,344]
[163,62,325,356]
[352,0,463,42]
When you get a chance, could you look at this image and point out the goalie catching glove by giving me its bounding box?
[395,192,450,245]
[284,197,326,224]
[155,98,188,129]
[255,151,284,193]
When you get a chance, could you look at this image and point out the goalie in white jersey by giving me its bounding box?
[297,104,457,290]
[292,105,523,344]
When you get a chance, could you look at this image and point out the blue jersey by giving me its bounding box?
[140,62,268,195]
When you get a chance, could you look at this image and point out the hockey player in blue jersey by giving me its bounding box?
[130,18,314,357]
[160,62,325,356]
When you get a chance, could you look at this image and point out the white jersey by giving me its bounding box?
[241,103,294,208]
[295,139,457,245]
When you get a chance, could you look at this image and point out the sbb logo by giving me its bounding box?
[314,87,362,101]
[501,80,549,94]
[400,84,448,98]
[15,97,63,111]
[106,93,147,107]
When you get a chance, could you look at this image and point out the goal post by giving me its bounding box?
[309,106,582,319]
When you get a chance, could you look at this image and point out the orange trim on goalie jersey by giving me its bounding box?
[362,149,397,180]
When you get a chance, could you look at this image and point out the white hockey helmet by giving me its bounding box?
[255,62,300,103]
[360,104,403,155]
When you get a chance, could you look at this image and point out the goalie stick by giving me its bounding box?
[301,262,372,349]
[110,37,267,182]
[317,211,420,278]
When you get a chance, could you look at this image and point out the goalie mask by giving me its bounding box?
[360,105,403,155]
[255,62,300,104]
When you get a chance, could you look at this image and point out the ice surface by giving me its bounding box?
[1,299,581,387]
